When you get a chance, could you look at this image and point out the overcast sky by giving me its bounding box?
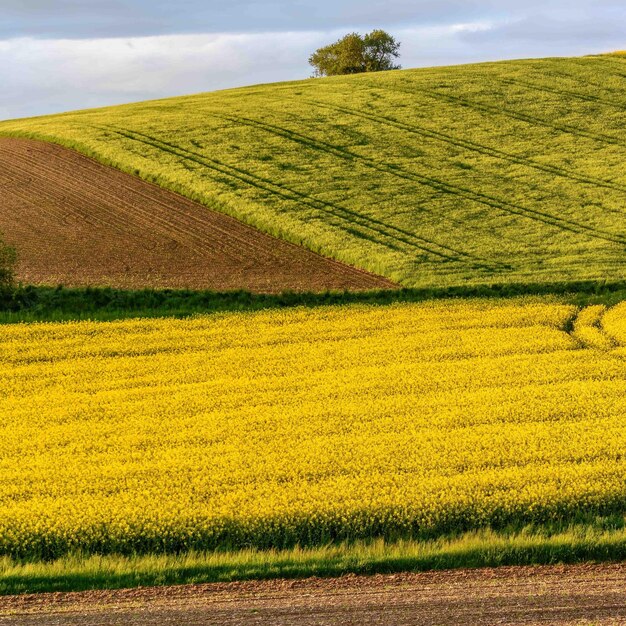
[1,0,624,120]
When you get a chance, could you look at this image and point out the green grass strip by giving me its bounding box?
[3,281,626,324]
[3,525,626,595]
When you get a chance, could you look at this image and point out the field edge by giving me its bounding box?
[3,524,626,595]
[0,130,402,284]
[3,281,626,324]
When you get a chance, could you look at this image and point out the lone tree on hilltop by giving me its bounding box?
[309,30,401,77]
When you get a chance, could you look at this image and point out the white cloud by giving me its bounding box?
[0,31,324,119]
[392,20,620,68]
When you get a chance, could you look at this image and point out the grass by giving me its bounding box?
[2,281,626,324]
[2,523,626,595]
[1,54,626,289]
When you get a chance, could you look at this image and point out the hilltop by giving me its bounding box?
[1,53,625,290]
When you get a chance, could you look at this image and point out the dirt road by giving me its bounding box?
[0,138,395,292]
[1,564,625,625]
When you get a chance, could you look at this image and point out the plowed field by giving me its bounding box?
[0,138,394,292]
[1,565,626,625]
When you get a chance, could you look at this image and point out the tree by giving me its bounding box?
[309,30,400,77]
[363,30,401,72]
[308,33,364,77]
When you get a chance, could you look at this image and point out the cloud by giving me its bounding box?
[0,31,324,119]
[2,1,466,38]
[461,11,626,46]
[3,0,622,39]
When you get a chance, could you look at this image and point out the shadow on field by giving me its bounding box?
[2,280,626,323]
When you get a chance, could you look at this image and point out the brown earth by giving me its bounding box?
[1,564,626,625]
[0,138,395,292]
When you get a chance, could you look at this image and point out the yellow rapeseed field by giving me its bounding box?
[2,299,626,558]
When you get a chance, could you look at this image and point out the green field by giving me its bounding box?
[2,54,625,288]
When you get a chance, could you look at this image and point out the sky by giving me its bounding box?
[1,0,624,120]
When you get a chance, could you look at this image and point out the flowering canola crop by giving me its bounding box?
[2,299,626,558]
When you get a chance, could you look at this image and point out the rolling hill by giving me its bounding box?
[1,53,625,290]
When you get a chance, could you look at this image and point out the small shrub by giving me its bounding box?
[0,236,16,299]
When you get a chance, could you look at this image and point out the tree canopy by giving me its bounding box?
[309,30,401,77]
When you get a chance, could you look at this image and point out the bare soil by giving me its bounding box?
[1,564,626,625]
[0,138,395,292]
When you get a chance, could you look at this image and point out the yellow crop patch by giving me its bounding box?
[2,299,626,558]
